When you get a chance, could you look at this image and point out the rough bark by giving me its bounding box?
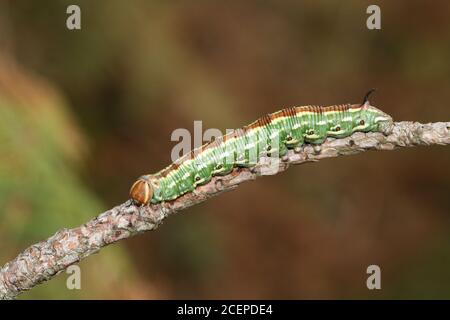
[0,121,449,299]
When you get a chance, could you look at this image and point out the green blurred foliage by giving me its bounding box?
[0,0,450,298]
[0,58,150,299]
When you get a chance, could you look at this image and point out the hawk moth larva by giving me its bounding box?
[130,94,393,205]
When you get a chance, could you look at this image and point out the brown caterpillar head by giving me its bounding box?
[129,176,153,205]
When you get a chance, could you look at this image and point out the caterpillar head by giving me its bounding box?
[129,175,154,205]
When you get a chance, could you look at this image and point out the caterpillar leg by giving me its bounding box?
[211,161,234,175]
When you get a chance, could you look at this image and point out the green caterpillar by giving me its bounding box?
[130,93,393,205]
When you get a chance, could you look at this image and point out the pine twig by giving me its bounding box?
[0,121,449,299]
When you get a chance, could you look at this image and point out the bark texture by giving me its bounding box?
[1,121,449,299]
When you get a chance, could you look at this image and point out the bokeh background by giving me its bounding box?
[1,0,449,299]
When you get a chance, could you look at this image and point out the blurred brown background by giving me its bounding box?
[0,0,449,299]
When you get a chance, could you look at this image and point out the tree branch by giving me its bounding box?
[1,121,449,299]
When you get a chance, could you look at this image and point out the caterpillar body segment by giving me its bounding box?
[130,100,393,205]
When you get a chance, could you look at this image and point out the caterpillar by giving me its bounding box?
[130,92,393,205]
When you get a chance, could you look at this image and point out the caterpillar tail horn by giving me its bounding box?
[362,88,377,105]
